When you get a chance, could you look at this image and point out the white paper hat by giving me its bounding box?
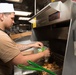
[0,3,14,13]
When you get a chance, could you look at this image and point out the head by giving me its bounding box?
[0,3,15,29]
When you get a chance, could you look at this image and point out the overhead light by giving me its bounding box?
[6,0,23,3]
[15,11,32,16]
[19,17,30,20]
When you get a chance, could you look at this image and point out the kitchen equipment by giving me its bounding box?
[29,0,71,75]
[31,20,70,75]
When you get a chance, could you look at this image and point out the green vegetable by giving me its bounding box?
[28,60,56,75]
[17,64,42,71]
[38,46,47,52]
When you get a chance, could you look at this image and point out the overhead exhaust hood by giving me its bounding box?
[29,1,71,27]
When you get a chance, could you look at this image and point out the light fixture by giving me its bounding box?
[6,0,23,3]
[15,11,32,16]
[19,17,30,20]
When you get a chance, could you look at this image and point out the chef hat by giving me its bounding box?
[0,3,14,13]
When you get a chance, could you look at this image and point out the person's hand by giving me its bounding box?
[42,48,50,57]
[33,42,43,48]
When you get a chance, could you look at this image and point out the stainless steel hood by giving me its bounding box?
[29,0,71,27]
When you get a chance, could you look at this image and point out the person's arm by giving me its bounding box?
[16,42,43,51]
[11,49,50,65]
[16,43,34,51]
